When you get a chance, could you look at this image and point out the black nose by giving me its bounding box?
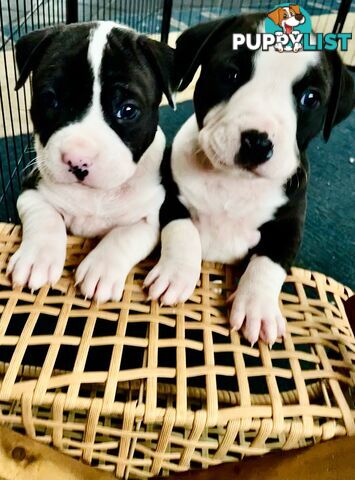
[238,130,273,168]
[69,166,89,181]
[295,14,303,21]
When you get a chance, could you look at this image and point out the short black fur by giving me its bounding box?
[100,29,172,162]
[16,24,94,146]
[159,147,190,228]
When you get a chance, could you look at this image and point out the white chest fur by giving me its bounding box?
[172,116,287,263]
[39,178,164,238]
[38,128,166,238]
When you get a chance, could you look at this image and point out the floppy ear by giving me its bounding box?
[290,5,302,15]
[267,8,282,27]
[15,26,60,90]
[174,16,237,92]
[137,36,175,108]
[323,51,354,141]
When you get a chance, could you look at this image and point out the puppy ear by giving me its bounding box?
[138,36,175,109]
[174,16,237,92]
[267,8,282,26]
[290,5,301,15]
[323,51,354,142]
[15,27,60,90]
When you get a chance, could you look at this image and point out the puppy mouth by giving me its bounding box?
[200,148,268,179]
[68,166,89,182]
[237,160,264,177]
[198,146,231,170]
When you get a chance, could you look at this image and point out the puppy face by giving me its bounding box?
[175,14,354,181]
[16,22,174,190]
[268,5,305,33]
[196,39,320,180]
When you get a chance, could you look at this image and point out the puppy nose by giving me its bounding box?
[61,152,93,181]
[62,153,93,169]
[295,14,303,21]
[238,130,273,167]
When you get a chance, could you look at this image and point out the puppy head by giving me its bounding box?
[268,5,304,31]
[175,15,354,181]
[16,22,174,189]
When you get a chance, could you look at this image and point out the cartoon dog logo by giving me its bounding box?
[267,4,306,52]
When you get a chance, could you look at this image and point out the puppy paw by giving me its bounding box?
[274,43,284,52]
[230,290,286,346]
[7,241,66,291]
[75,251,128,304]
[293,42,303,52]
[144,260,200,305]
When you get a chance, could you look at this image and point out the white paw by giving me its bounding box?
[7,241,66,291]
[274,43,284,52]
[293,42,303,52]
[75,251,128,303]
[144,259,200,305]
[229,289,286,346]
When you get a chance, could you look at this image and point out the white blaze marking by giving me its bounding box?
[87,21,118,114]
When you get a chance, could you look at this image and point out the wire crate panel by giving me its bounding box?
[0,223,353,478]
[1,0,354,222]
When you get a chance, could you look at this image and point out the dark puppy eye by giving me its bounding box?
[300,89,321,110]
[116,102,141,121]
[40,89,59,109]
[225,67,240,83]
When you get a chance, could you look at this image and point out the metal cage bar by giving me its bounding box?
[0,0,353,222]
[161,0,172,42]
[66,0,78,23]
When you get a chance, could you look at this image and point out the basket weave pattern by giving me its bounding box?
[0,223,354,478]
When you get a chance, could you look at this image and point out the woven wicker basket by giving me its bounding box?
[0,222,354,478]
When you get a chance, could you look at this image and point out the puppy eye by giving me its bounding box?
[225,68,240,83]
[116,102,141,121]
[40,89,59,109]
[283,13,288,18]
[300,89,321,110]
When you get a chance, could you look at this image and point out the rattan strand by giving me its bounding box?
[0,223,354,478]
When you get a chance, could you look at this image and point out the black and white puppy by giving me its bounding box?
[7,21,174,303]
[145,14,354,345]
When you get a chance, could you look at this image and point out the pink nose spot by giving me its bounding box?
[61,152,94,169]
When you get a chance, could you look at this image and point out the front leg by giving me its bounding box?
[230,166,307,345]
[293,42,303,53]
[230,171,307,345]
[7,190,67,290]
[144,147,202,305]
[274,43,284,52]
[144,219,202,305]
[230,255,286,346]
[75,219,159,303]
[230,214,304,345]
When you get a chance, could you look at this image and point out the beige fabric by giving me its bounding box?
[0,222,354,478]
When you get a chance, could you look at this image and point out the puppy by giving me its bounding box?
[268,4,305,35]
[144,14,354,345]
[267,4,305,52]
[7,21,174,303]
